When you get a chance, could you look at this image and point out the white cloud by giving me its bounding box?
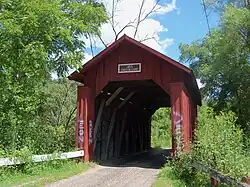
[85,0,176,54]
[161,38,174,49]
[154,0,176,15]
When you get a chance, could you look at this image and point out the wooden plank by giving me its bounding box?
[106,108,118,158]
[118,110,128,155]
[139,121,143,151]
[105,87,124,106]
[93,99,105,150]
[118,92,135,109]
[0,150,84,167]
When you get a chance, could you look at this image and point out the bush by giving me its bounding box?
[169,106,249,186]
[151,108,172,148]
[194,106,249,179]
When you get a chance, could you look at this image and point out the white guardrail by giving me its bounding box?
[0,150,84,167]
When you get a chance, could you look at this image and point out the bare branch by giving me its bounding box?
[153,37,162,46]
[139,34,162,48]
[98,0,163,49]
[134,0,161,38]
[87,32,94,57]
[110,0,117,36]
[115,21,135,41]
[98,34,108,48]
[65,107,77,129]
[140,2,161,23]
[133,0,145,38]
[139,36,154,43]
[107,0,137,42]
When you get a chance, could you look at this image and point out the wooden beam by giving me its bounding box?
[139,122,143,151]
[118,110,128,155]
[192,162,249,187]
[106,108,118,158]
[93,99,105,150]
[105,87,124,106]
[118,92,135,109]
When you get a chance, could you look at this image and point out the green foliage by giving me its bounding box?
[204,0,249,12]
[0,159,91,187]
[0,79,79,155]
[169,156,211,187]
[151,108,172,148]
[153,163,186,187]
[0,0,107,154]
[31,78,79,154]
[158,2,250,186]
[179,5,250,137]
[194,106,249,179]
[168,106,249,186]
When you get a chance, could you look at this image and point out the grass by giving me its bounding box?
[0,160,92,187]
[153,164,186,187]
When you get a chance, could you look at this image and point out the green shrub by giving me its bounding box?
[151,108,172,148]
[168,106,249,186]
[194,106,249,179]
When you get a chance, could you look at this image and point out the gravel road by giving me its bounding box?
[46,149,170,187]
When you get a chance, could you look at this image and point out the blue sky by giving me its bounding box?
[155,0,219,61]
[77,0,221,88]
[83,0,220,65]
[56,0,220,86]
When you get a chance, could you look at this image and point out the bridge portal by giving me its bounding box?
[68,35,201,161]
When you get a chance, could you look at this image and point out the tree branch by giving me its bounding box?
[139,0,161,23]
[87,32,94,57]
[139,36,155,43]
[134,0,145,38]
[115,21,135,41]
[98,34,108,48]
[134,0,161,38]
[65,106,77,129]
[109,0,117,37]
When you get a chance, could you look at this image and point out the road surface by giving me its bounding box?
[46,149,170,187]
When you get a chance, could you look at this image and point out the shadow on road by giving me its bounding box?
[95,148,172,169]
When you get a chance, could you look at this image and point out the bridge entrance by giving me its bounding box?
[68,35,201,161]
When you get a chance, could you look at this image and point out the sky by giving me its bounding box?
[83,0,219,62]
[55,0,220,87]
[158,0,219,60]
[77,0,220,88]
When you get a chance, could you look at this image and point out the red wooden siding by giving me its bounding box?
[69,35,201,161]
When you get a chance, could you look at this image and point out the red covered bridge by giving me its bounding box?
[68,35,201,161]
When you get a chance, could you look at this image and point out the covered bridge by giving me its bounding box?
[68,35,201,161]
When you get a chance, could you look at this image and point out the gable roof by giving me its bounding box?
[68,34,201,105]
[70,34,191,75]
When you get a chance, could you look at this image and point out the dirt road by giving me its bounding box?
[46,149,169,187]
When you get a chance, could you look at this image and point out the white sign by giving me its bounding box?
[118,63,141,73]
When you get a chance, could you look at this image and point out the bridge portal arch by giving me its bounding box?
[68,35,201,161]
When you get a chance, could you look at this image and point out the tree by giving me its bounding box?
[151,108,172,148]
[204,0,249,13]
[87,0,176,55]
[179,5,250,136]
[30,79,79,153]
[0,0,107,152]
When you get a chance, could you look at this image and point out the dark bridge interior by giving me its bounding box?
[94,80,170,161]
